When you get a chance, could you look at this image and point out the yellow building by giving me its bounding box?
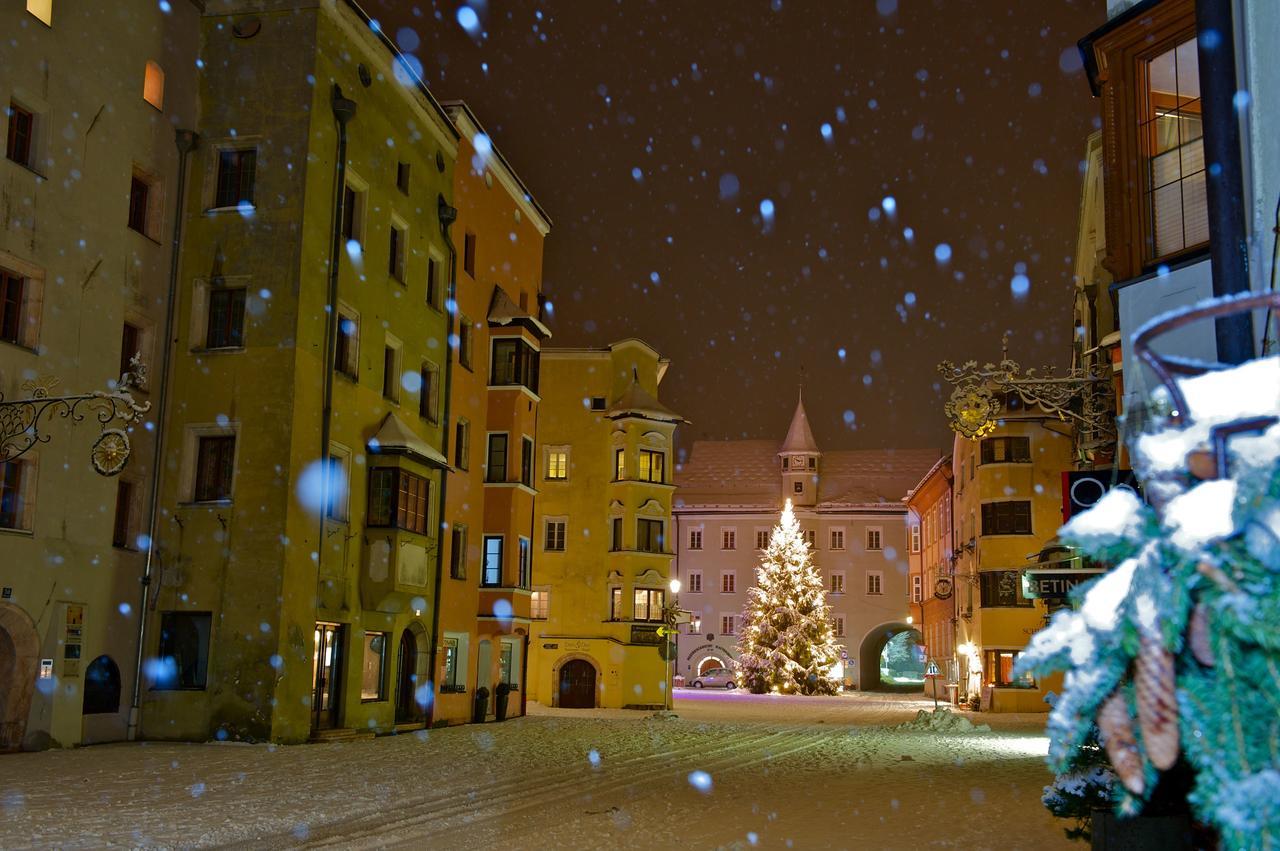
[951,415,1072,713]
[140,0,457,743]
[529,340,683,710]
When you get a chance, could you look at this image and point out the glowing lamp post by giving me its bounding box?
[662,577,682,711]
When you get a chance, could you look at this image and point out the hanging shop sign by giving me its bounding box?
[630,625,662,646]
[933,576,954,600]
[1022,568,1107,600]
[1061,469,1143,521]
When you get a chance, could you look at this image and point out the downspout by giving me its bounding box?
[129,127,198,742]
[426,194,458,726]
[1196,0,1253,364]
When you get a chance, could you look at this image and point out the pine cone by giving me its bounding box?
[1188,603,1215,668]
[1098,690,1145,795]
[1135,635,1180,771]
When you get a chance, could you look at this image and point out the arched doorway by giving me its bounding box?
[558,659,596,708]
[0,603,39,752]
[697,657,726,676]
[858,622,924,692]
[395,626,429,724]
[83,655,122,716]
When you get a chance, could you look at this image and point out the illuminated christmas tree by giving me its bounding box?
[736,499,841,695]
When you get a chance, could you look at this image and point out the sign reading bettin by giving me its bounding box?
[1022,568,1106,600]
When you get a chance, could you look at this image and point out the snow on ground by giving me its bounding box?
[0,692,1070,850]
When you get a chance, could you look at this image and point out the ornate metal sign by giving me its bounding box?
[0,357,151,476]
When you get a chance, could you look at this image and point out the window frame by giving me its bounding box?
[632,588,666,622]
[454,418,470,470]
[721,528,736,550]
[688,528,703,550]
[153,611,212,691]
[0,457,36,531]
[830,571,845,595]
[213,147,257,210]
[687,570,702,593]
[366,467,431,535]
[449,524,468,580]
[482,534,504,587]
[193,434,236,503]
[866,526,883,551]
[866,570,884,596]
[638,449,665,483]
[5,101,36,169]
[830,528,845,550]
[419,361,440,423]
[360,631,389,702]
[206,286,247,351]
[720,571,736,594]
[979,436,1031,465]
[544,518,567,552]
[485,432,509,483]
[637,517,664,553]
[544,446,569,481]
[980,500,1033,536]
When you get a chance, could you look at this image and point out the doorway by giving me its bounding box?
[0,603,39,752]
[395,629,422,724]
[476,639,493,717]
[312,623,344,730]
[558,659,596,709]
[698,657,726,676]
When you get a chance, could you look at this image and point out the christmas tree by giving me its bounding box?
[1016,354,1280,846]
[736,499,842,695]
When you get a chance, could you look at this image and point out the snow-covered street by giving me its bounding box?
[0,692,1070,850]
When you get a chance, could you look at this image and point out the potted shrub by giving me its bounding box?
[472,686,489,723]
[494,682,512,722]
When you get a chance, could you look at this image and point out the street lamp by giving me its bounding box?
[664,578,681,711]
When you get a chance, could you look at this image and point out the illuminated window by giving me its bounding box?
[545,447,568,480]
[143,61,165,109]
[361,632,387,701]
[26,0,52,26]
[531,589,549,619]
[1142,37,1206,261]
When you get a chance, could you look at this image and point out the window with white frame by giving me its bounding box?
[687,617,703,634]
[866,526,883,551]
[687,571,702,593]
[834,616,845,637]
[830,528,845,550]
[326,444,351,522]
[531,588,549,619]
[720,571,736,593]
[866,571,884,595]
[804,529,816,547]
[545,445,569,480]
[442,632,469,692]
[911,522,921,553]
[830,572,845,595]
[722,528,736,550]
[721,614,736,635]
[688,528,702,550]
[755,529,769,550]
[912,574,923,603]
[544,518,566,552]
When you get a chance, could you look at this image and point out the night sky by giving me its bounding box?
[371,0,1105,452]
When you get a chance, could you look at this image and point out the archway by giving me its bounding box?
[697,656,726,676]
[857,622,924,692]
[0,603,39,751]
[395,623,430,724]
[556,658,598,709]
[83,655,122,716]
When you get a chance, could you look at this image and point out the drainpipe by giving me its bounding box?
[129,128,198,742]
[426,193,458,726]
[1196,0,1253,364]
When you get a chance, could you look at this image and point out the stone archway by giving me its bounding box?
[0,603,40,752]
[697,656,726,676]
[857,621,923,692]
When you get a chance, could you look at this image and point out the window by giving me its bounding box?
[688,528,702,550]
[981,501,1032,535]
[382,343,400,401]
[984,649,1036,689]
[803,529,816,548]
[214,148,256,209]
[206,287,246,350]
[1143,37,1206,260]
[830,529,844,550]
[912,575,924,603]
[808,457,816,470]
[722,529,736,550]
[611,516,623,550]
[633,588,666,622]
[590,397,606,411]
[531,589,549,619]
[485,433,508,483]
[26,1,52,26]
[782,457,790,470]
[1,268,26,345]
[458,316,473,369]
[834,616,845,638]
[83,655,121,716]
[866,527,883,551]
[388,222,406,281]
[119,322,142,384]
[866,571,884,595]
[830,572,845,595]
[128,175,151,235]
[688,617,703,634]
[687,571,702,593]
[341,184,364,244]
[419,362,440,422]
[463,232,477,277]
[194,435,236,502]
[112,479,135,548]
[454,419,469,469]
[979,570,1033,608]
[154,612,211,690]
[143,60,165,109]
[490,338,539,392]
[610,587,625,620]
[482,535,503,586]
[793,481,803,494]
[545,447,568,480]
[721,615,736,636]
[521,437,533,487]
[443,636,462,691]
[499,641,517,688]
[755,529,769,550]
[334,307,359,376]
[361,632,387,701]
[910,523,921,553]
[544,519,566,551]
[518,537,531,588]
[0,458,35,531]
[614,449,625,481]
[6,102,35,168]
[367,468,431,535]
[980,436,1031,464]
[721,572,736,593]
[638,449,665,483]
[396,161,411,194]
[637,518,664,553]
[426,256,440,309]
[325,447,350,522]
[450,524,467,579]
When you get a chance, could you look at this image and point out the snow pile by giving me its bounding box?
[895,709,990,734]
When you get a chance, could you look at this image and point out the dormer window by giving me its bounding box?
[807,457,816,470]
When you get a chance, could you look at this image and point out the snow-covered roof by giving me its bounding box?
[779,393,819,454]
[488,286,551,338]
[607,378,687,423]
[675,440,939,509]
[367,413,449,468]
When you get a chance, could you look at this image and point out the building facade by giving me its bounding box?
[673,396,939,690]
[139,0,458,744]
[433,101,551,725]
[0,0,200,751]
[528,340,682,710]
[905,455,954,699]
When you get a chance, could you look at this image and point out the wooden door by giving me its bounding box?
[312,623,343,730]
[558,659,596,709]
[395,630,420,723]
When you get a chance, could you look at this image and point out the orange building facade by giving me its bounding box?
[905,455,954,699]
[433,103,552,725]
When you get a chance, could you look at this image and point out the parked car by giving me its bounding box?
[690,667,737,689]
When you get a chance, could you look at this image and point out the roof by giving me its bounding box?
[367,413,448,468]
[675,441,941,510]
[488,286,552,339]
[779,392,819,454]
[607,378,687,423]
[441,100,552,234]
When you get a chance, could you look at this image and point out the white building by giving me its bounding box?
[672,395,938,690]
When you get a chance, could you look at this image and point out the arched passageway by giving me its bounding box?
[858,623,924,692]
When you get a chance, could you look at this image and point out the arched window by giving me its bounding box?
[83,655,121,715]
